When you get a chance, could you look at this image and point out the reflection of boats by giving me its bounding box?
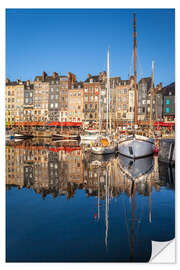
[118,14,154,159]
[118,153,153,181]
[90,152,116,163]
[49,146,81,153]
[52,134,80,140]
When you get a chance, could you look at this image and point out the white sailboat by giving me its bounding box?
[118,14,154,159]
[91,48,117,155]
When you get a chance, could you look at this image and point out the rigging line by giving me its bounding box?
[137,51,143,78]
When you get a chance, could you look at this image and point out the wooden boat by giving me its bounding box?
[13,133,33,139]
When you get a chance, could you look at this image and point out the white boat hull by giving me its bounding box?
[80,134,99,140]
[118,135,154,159]
[91,145,116,155]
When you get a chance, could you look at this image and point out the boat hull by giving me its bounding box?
[80,134,99,141]
[118,136,154,159]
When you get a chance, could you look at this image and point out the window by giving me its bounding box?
[50,104,54,108]
[55,103,58,108]
[90,96,93,101]
[166,107,170,113]
[123,104,127,110]
[166,99,170,105]
[89,87,92,92]
[124,88,127,94]
[78,92,81,96]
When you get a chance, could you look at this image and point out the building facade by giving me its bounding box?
[68,82,84,122]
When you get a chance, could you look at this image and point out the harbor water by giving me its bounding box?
[6,139,175,262]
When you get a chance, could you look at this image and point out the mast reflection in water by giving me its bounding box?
[6,139,175,262]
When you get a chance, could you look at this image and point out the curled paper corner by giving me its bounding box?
[150,239,175,263]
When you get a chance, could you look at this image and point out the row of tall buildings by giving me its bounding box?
[5,71,175,127]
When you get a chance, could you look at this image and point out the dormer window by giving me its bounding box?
[90,78,93,83]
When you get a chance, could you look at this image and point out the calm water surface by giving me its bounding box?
[6,139,175,262]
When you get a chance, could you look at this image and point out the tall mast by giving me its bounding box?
[133,14,138,125]
[107,48,110,132]
[150,61,154,129]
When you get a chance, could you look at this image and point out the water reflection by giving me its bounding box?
[6,139,175,262]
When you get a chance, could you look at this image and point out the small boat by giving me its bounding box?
[118,134,154,159]
[91,136,117,155]
[80,130,99,142]
[13,133,33,139]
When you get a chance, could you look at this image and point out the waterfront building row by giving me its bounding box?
[5,71,175,127]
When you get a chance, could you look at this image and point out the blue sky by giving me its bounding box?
[6,9,175,86]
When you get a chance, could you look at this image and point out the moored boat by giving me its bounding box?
[80,130,99,142]
[118,134,154,159]
[91,136,117,155]
[13,133,33,139]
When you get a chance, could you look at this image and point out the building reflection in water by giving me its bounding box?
[6,139,175,259]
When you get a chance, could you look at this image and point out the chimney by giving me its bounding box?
[103,71,107,81]
[99,72,102,81]
[27,80,30,86]
[88,74,91,79]
[42,71,47,81]
[52,72,58,79]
